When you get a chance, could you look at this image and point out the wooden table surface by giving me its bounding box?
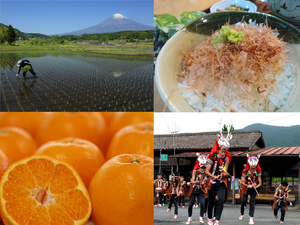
[154,0,220,112]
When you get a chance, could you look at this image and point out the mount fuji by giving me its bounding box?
[58,13,153,36]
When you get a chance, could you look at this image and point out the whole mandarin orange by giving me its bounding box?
[106,121,153,160]
[0,112,46,139]
[109,112,153,139]
[89,154,153,225]
[35,112,109,153]
[35,138,105,188]
[0,127,38,164]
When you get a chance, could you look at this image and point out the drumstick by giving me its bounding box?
[248,177,259,196]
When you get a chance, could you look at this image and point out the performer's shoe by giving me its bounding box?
[274,215,278,219]
[173,214,178,219]
[199,216,204,224]
[182,206,185,208]
[203,213,207,218]
[167,208,171,213]
[213,217,216,221]
[196,205,199,208]
[239,215,244,220]
[280,221,284,224]
[162,203,165,206]
[207,218,213,225]
[193,205,196,208]
[186,217,192,224]
[158,204,162,207]
[154,205,157,207]
[249,217,254,225]
[213,220,219,225]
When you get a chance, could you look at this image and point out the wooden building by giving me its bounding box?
[154,130,300,209]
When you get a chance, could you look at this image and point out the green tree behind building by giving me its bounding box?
[222,124,234,132]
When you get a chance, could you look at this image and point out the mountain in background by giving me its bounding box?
[239,124,300,147]
[58,13,153,36]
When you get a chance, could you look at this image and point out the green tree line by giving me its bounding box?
[0,24,18,45]
[1,22,153,46]
[61,30,154,42]
[0,23,49,42]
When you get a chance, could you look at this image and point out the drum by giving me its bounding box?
[156,187,162,191]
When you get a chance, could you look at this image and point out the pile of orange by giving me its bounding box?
[0,112,154,225]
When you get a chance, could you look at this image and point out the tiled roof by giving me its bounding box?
[169,146,300,158]
[154,130,263,150]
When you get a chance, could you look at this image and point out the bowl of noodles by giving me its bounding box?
[155,11,300,112]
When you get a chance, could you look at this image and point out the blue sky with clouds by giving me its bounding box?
[1,0,153,35]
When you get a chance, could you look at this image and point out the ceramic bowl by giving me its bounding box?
[155,11,300,112]
[268,0,300,27]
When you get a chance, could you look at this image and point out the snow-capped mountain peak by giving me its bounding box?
[57,13,153,36]
[113,13,127,19]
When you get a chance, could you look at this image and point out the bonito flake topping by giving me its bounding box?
[178,21,295,112]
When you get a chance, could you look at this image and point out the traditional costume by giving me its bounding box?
[272,181,290,224]
[178,176,186,208]
[162,177,168,205]
[154,174,164,207]
[239,154,262,225]
[206,125,232,225]
[186,154,208,224]
[167,172,180,219]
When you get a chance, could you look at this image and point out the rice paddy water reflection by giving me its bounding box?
[0,51,153,111]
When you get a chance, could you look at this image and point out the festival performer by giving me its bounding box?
[186,154,208,224]
[154,173,164,207]
[162,176,168,206]
[239,154,262,225]
[206,124,233,225]
[167,172,181,219]
[178,176,186,208]
[273,180,290,224]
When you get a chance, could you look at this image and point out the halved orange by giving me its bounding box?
[0,155,92,225]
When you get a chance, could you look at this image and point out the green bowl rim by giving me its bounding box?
[182,11,300,35]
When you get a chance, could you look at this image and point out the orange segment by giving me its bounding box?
[27,158,55,189]
[50,164,78,195]
[27,205,50,225]
[5,197,37,224]
[3,164,36,201]
[55,189,90,220]
[48,205,74,225]
[0,155,92,225]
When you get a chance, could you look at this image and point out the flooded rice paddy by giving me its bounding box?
[0,51,153,111]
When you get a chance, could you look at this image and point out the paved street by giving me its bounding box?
[154,203,300,225]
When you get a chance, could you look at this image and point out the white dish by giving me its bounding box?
[210,0,257,13]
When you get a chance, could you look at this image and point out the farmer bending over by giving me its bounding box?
[15,59,37,78]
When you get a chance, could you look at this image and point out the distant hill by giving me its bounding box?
[239,124,300,147]
[58,13,153,36]
[0,23,49,39]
